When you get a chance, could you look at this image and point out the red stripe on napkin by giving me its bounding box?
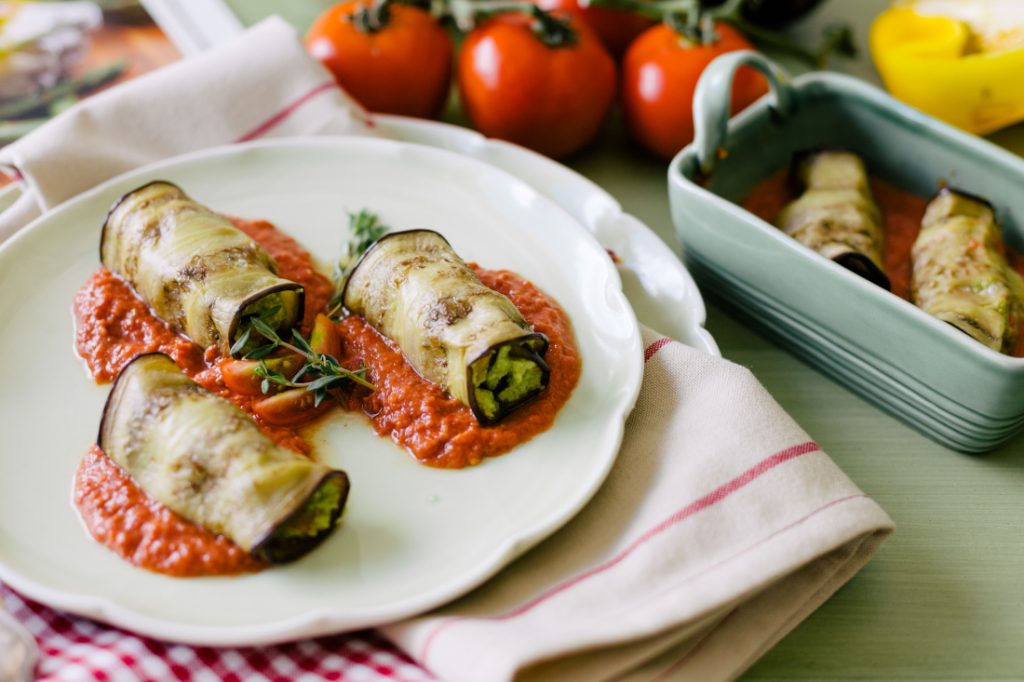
[644,338,672,362]
[420,441,821,662]
[236,81,339,142]
[649,493,871,681]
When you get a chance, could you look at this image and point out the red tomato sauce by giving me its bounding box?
[337,267,581,469]
[740,168,931,300]
[73,216,579,575]
[742,169,1024,356]
[75,446,265,577]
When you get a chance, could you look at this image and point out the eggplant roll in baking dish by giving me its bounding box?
[99,354,349,563]
[342,230,550,424]
[776,151,890,289]
[912,189,1024,354]
[100,181,304,356]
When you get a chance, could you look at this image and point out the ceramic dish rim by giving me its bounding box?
[669,69,1024,373]
[0,135,643,646]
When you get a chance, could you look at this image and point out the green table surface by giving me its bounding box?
[230,0,1024,677]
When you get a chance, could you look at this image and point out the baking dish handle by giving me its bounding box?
[693,50,794,174]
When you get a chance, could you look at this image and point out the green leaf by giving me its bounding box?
[229,327,252,356]
[250,317,281,343]
[244,343,278,360]
[291,330,315,356]
[306,375,342,392]
[330,209,390,310]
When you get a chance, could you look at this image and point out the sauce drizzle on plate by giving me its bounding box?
[72,217,580,575]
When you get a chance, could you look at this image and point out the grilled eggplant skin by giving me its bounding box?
[100,181,304,356]
[911,188,1024,354]
[776,150,890,290]
[98,353,349,564]
[342,230,550,425]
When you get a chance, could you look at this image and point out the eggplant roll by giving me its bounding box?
[99,354,349,564]
[342,230,549,424]
[100,181,304,356]
[911,188,1024,354]
[776,150,890,289]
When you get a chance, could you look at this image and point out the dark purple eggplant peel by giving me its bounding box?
[776,150,890,290]
[99,353,349,564]
[341,230,550,425]
[100,181,304,356]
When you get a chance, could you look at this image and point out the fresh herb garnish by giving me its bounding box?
[229,327,252,357]
[230,302,284,356]
[246,317,373,406]
[328,209,390,318]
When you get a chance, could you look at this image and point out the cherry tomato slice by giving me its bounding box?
[221,354,304,396]
[310,313,342,359]
[252,388,333,426]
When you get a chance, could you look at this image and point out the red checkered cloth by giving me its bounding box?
[2,584,436,681]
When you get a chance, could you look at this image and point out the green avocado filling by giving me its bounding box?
[270,478,343,543]
[471,344,546,421]
[233,294,290,355]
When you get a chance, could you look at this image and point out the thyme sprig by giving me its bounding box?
[245,318,373,406]
[229,302,284,357]
[336,209,390,283]
[328,209,391,318]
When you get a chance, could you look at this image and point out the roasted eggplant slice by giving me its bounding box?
[342,230,549,424]
[911,188,1024,354]
[776,150,890,289]
[100,181,304,356]
[98,353,349,563]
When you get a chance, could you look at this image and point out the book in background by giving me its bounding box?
[0,0,180,147]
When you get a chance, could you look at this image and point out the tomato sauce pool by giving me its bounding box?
[338,266,580,469]
[740,169,932,300]
[741,168,1024,357]
[73,216,580,576]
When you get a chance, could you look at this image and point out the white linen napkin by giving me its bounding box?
[0,16,375,241]
[0,16,894,682]
[384,328,892,681]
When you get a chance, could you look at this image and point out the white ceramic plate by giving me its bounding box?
[0,137,642,646]
[375,115,720,357]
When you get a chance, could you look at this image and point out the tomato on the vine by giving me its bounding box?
[458,8,616,159]
[306,0,453,119]
[533,0,655,56]
[622,21,767,160]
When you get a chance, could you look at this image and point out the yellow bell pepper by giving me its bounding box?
[870,5,1024,135]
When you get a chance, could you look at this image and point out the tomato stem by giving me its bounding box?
[581,0,853,65]
[528,4,577,47]
[350,0,394,33]
[445,0,578,47]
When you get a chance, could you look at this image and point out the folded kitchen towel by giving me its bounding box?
[0,16,894,682]
[383,327,893,681]
[0,15,374,243]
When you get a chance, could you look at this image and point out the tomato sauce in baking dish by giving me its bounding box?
[742,168,1024,357]
[741,169,929,300]
[73,216,580,575]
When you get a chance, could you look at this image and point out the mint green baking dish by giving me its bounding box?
[668,51,1024,453]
